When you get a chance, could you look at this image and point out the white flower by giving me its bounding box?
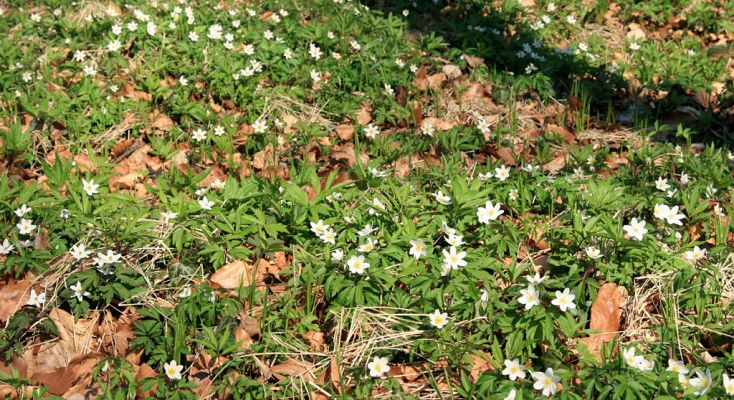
[445,233,463,247]
[655,177,670,191]
[83,65,97,77]
[566,15,576,25]
[629,42,641,51]
[421,123,435,137]
[146,22,157,36]
[310,220,329,236]
[95,250,122,266]
[191,129,207,142]
[585,246,602,259]
[477,200,503,224]
[15,204,32,218]
[503,389,517,400]
[501,359,526,381]
[283,48,293,59]
[684,246,706,262]
[358,238,378,253]
[350,40,361,51]
[442,246,467,271]
[178,286,192,298]
[623,218,648,241]
[82,178,99,196]
[163,360,184,380]
[551,288,576,312]
[409,239,426,260]
[188,31,199,42]
[663,205,685,225]
[320,229,337,244]
[525,273,548,285]
[252,119,267,133]
[713,204,725,218]
[476,118,491,134]
[495,165,510,181]
[434,191,451,205]
[364,124,380,139]
[69,281,90,302]
[16,218,36,235]
[689,369,712,396]
[666,359,689,375]
[0,239,14,255]
[207,24,223,40]
[198,197,214,210]
[518,285,540,310]
[161,212,178,223]
[308,43,322,59]
[70,243,91,260]
[723,373,734,395]
[213,125,225,136]
[508,189,518,200]
[127,21,138,31]
[107,40,122,52]
[179,75,188,86]
[347,255,369,274]
[27,289,45,307]
[367,356,390,378]
[428,309,448,329]
[637,358,654,371]
[680,173,690,185]
[357,224,375,237]
[622,347,651,371]
[532,368,560,396]
[653,204,669,221]
[331,249,344,262]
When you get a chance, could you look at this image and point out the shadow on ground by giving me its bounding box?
[363,0,733,146]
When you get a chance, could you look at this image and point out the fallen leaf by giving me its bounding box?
[209,259,278,290]
[34,308,97,371]
[34,353,102,395]
[336,124,354,141]
[271,359,316,382]
[252,143,275,170]
[150,112,175,132]
[578,283,628,361]
[304,332,324,352]
[464,55,485,68]
[355,104,372,125]
[0,279,33,321]
[442,65,462,80]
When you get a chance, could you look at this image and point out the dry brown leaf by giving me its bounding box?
[355,104,372,125]
[110,139,135,159]
[336,124,354,141]
[135,363,158,399]
[34,308,97,371]
[304,332,324,352]
[150,112,175,132]
[542,154,568,173]
[421,117,459,131]
[271,359,316,382]
[578,283,628,361]
[33,352,102,395]
[252,143,275,170]
[331,143,369,167]
[209,259,278,290]
[464,55,485,68]
[469,353,495,381]
[0,279,32,321]
[442,65,462,80]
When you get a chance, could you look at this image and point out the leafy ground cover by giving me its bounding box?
[0,0,733,398]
